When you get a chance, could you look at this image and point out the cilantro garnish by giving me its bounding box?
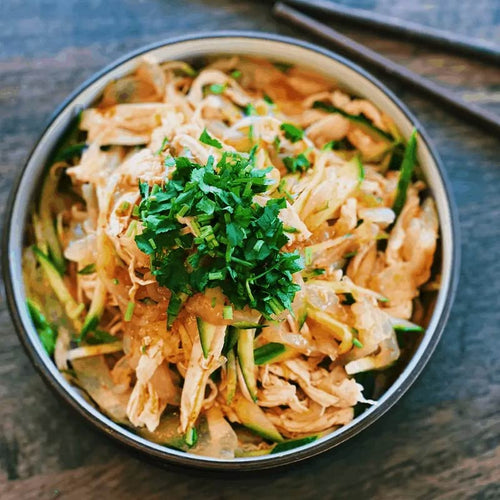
[283,153,311,174]
[208,83,226,94]
[243,103,257,116]
[199,128,223,149]
[135,149,303,326]
[273,62,293,73]
[280,123,304,143]
[263,94,274,105]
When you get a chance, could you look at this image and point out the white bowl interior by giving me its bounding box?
[6,34,455,467]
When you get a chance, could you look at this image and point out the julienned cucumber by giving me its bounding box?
[237,328,258,401]
[271,435,318,454]
[32,246,83,325]
[254,342,287,365]
[312,101,393,143]
[232,395,283,443]
[197,318,219,358]
[38,171,66,275]
[226,348,237,404]
[392,129,418,217]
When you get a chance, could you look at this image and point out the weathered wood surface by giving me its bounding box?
[0,1,499,498]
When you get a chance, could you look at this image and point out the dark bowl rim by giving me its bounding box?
[2,30,460,471]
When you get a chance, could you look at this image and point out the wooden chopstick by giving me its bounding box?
[273,2,500,135]
[283,0,500,65]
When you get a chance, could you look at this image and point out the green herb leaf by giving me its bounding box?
[263,94,274,105]
[208,83,226,95]
[135,150,303,326]
[273,62,293,73]
[282,153,311,174]
[243,103,257,116]
[199,128,223,149]
[230,69,242,79]
[280,123,304,143]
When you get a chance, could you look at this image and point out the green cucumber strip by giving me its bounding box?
[38,173,66,275]
[222,326,239,356]
[184,426,198,447]
[271,435,318,454]
[392,129,418,216]
[233,395,283,443]
[254,343,287,365]
[80,281,106,342]
[197,317,218,358]
[137,413,187,451]
[231,321,263,329]
[54,142,87,162]
[33,246,83,323]
[237,328,258,401]
[312,101,393,143]
[226,348,237,404]
[26,299,57,355]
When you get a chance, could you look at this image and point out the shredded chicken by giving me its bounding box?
[24,55,440,458]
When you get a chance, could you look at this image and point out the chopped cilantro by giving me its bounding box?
[208,83,226,94]
[135,150,303,326]
[230,69,242,79]
[273,62,293,73]
[243,103,257,116]
[280,123,304,143]
[164,155,176,168]
[199,128,223,149]
[78,263,96,275]
[263,94,274,105]
[282,153,311,174]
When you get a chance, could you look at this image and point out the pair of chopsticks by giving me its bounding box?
[273,1,500,135]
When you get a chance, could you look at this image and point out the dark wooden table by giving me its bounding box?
[1,1,499,498]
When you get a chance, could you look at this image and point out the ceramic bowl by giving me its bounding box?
[2,32,460,470]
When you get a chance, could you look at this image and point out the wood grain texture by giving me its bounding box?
[0,0,499,498]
